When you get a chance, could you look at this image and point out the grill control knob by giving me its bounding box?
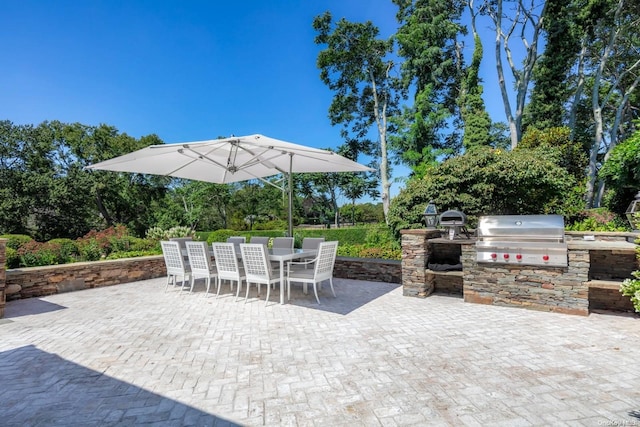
[503,253,510,259]
[542,255,550,261]
[516,254,522,260]
[491,253,497,259]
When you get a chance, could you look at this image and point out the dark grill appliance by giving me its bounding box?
[476,214,567,267]
[438,210,470,240]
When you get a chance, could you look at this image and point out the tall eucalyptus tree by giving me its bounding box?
[313,11,400,223]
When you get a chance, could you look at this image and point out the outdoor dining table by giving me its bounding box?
[182,246,316,304]
[268,248,317,304]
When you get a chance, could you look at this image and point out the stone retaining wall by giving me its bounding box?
[0,239,6,318]
[5,256,167,301]
[0,245,401,317]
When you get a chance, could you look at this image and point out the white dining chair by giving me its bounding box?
[170,236,193,262]
[250,236,270,246]
[272,237,294,249]
[287,241,338,304]
[185,241,217,296]
[212,242,245,299]
[299,237,325,268]
[240,243,280,305]
[161,241,191,292]
[226,236,246,252]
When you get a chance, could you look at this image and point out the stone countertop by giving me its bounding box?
[567,239,637,251]
[428,237,477,245]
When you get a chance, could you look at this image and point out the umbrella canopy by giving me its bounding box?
[86,134,374,236]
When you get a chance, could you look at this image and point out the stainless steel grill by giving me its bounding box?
[438,210,470,239]
[475,214,568,267]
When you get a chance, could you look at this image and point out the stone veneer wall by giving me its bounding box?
[400,229,639,316]
[461,245,590,316]
[333,257,401,284]
[4,256,167,301]
[0,239,6,318]
[400,229,443,297]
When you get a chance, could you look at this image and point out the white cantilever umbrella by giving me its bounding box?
[86,134,374,236]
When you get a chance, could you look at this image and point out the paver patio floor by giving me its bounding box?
[0,277,638,426]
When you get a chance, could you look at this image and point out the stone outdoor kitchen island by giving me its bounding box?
[401,229,639,316]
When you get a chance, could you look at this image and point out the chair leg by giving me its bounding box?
[312,282,320,305]
[328,278,336,297]
[216,279,223,298]
[265,282,271,306]
[244,281,252,303]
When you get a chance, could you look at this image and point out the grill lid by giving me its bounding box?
[477,214,565,240]
[439,209,467,225]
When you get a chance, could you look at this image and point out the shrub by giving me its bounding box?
[620,237,640,313]
[388,146,580,236]
[145,225,194,240]
[0,234,33,250]
[76,225,130,260]
[5,247,19,269]
[17,241,60,267]
[48,238,80,263]
[620,271,640,313]
[566,208,630,232]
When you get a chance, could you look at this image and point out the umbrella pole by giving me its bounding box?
[288,153,293,237]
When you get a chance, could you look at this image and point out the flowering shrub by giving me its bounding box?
[620,271,640,313]
[17,241,61,267]
[145,226,193,240]
[76,225,130,260]
[620,238,640,313]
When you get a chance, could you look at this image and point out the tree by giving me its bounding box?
[599,122,640,216]
[393,0,467,163]
[480,0,547,148]
[581,0,640,207]
[459,0,492,150]
[524,0,581,131]
[0,120,170,239]
[313,11,400,224]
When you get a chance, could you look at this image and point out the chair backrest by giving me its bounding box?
[313,241,338,282]
[212,242,242,281]
[161,241,188,275]
[170,237,193,255]
[240,243,273,283]
[185,241,213,277]
[250,236,270,245]
[226,236,246,254]
[272,237,294,249]
[302,237,325,250]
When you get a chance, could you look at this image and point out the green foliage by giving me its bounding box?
[566,208,630,232]
[0,234,33,250]
[5,247,19,269]
[48,238,80,263]
[621,272,640,313]
[620,238,640,312]
[76,225,130,261]
[17,241,60,267]
[388,146,579,236]
[518,127,588,179]
[599,123,640,216]
[105,250,161,260]
[254,220,288,231]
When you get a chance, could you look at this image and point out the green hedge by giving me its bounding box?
[201,226,401,260]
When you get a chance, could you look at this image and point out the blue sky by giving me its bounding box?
[1,1,509,200]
